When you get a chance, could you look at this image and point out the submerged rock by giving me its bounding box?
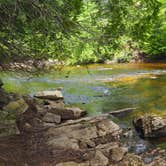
[133,115,166,138]
[34,90,64,100]
[45,116,122,149]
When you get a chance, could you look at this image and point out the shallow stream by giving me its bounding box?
[0,63,166,150]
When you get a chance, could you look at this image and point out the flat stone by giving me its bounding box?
[133,115,166,138]
[110,108,137,117]
[110,147,128,162]
[45,116,121,149]
[90,151,109,166]
[34,90,63,100]
[43,112,61,124]
[48,107,86,120]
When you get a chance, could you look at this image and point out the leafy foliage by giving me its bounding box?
[0,0,165,64]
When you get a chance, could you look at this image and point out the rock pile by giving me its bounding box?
[10,89,137,166]
[133,115,166,138]
[0,85,166,165]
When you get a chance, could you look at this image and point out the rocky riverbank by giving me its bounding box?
[0,80,166,166]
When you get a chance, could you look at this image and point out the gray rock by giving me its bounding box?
[3,98,28,116]
[56,161,89,166]
[116,154,143,166]
[90,151,109,166]
[44,99,65,108]
[0,79,3,87]
[45,116,122,149]
[133,115,166,138]
[48,107,86,120]
[43,112,61,124]
[110,147,128,162]
[34,90,63,100]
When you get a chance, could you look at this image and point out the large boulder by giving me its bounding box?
[133,115,166,138]
[34,90,63,100]
[44,99,65,108]
[45,116,122,150]
[0,98,28,137]
[115,154,144,166]
[110,107,137,117]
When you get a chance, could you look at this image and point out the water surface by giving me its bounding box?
[0,63,166,119]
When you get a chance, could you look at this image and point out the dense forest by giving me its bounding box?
[1,1,166,165]
[0,0,166,64]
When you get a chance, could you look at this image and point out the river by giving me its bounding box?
[0,63,166,148]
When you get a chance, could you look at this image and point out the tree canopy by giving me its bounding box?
[0,0,165,64]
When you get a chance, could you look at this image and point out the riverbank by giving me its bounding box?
[1,57,166,73]
[0,81,166,165]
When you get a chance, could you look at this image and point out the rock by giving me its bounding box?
[3,98,28,116]
[96,142,119,157]
[43,112,61,124]
[34,90,63,100]
[56,161,89,166]
[110,147,128,162]
[2,88,160,165]
[79,139,96,149]
[116,154,144,166]
[0,120,20,137]
[48,107,86,120]
[147,157,166,166]
[110,108,137,117]
[133,115,166,138]
[90,151,109,166]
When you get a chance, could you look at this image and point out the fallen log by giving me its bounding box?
[109,107,138,117]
